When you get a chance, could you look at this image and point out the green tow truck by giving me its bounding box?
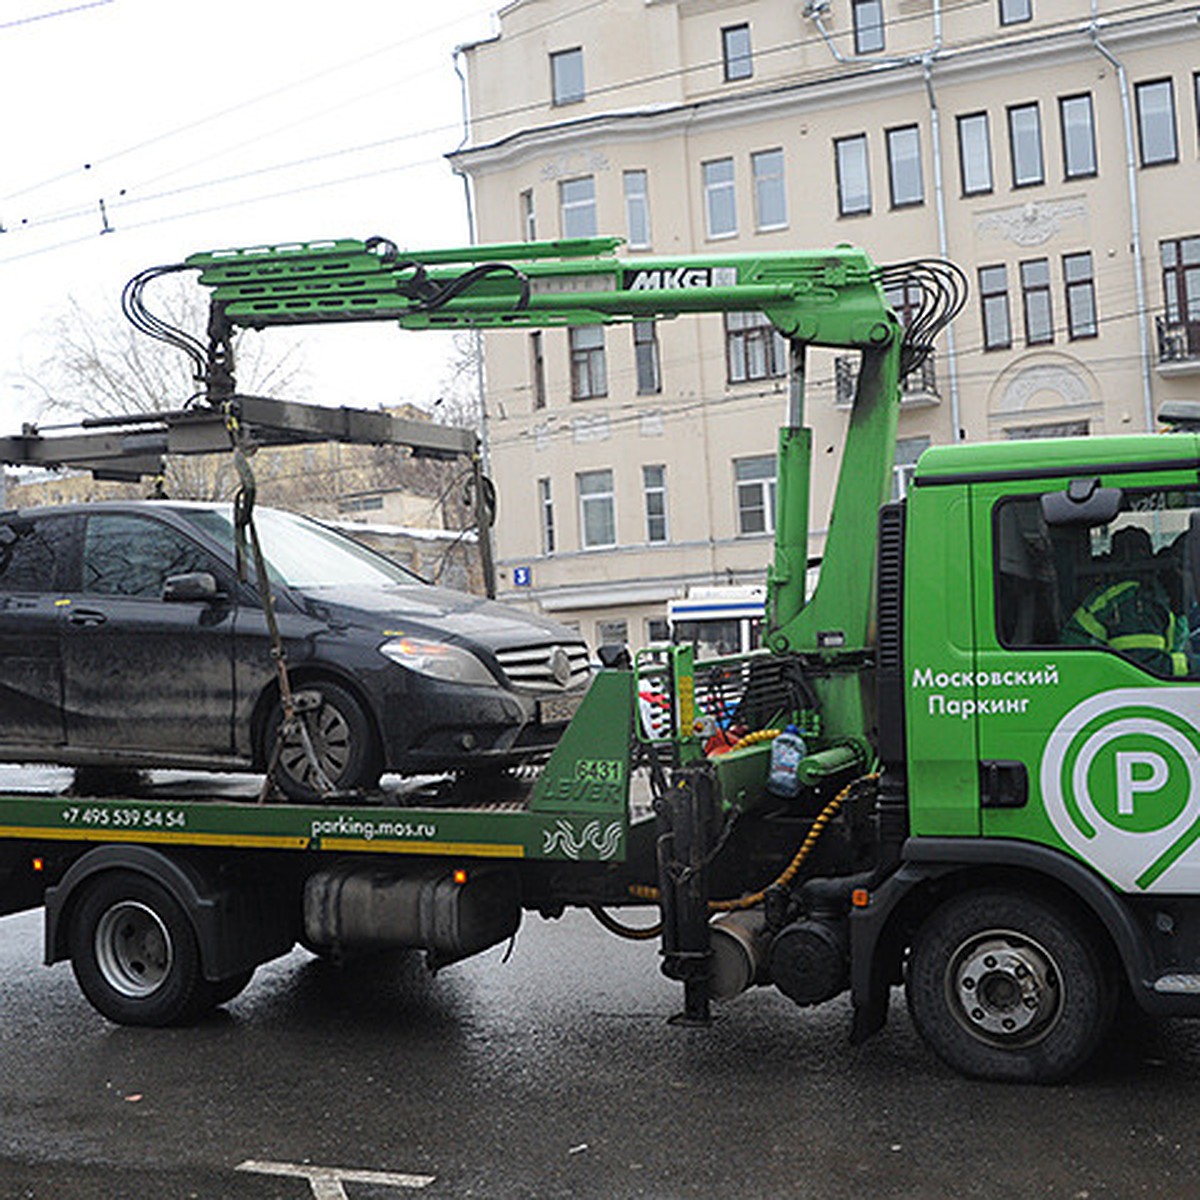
[4,235,1200,1082]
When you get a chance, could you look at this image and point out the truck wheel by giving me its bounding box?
[68,871,211,1027]
[905,889,1114,1083]
[266,681,380,803]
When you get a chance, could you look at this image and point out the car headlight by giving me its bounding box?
[379,636,497,686]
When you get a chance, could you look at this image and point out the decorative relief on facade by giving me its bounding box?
[540,151,611,181]
[976,199,1089,247]
[572,413,611,443]
[991,360,1094,416]
[639,410,665,437]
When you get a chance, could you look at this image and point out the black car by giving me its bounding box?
[0,501,590,801]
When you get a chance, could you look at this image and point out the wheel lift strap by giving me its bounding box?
[224,404,334,800]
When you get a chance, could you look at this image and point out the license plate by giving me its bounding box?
[537,691,586,725]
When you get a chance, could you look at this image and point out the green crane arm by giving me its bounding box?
[172,235,962,660]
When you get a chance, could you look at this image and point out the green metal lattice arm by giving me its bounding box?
[185,236,899,351]
[178,236,964,670]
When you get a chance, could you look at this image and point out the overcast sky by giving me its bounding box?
[0,0,500,430]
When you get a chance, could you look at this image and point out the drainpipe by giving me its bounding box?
[453,45,497,598]
[1089,23,1155,433]
[922,51,964,442]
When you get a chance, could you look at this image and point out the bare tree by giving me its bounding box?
[18,277,308,499]
[25,277,306,419]
[432,330,486,431]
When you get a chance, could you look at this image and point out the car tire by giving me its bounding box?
[266,680,380,803]
[905,889,1114,1083]
[68,871,212,1027]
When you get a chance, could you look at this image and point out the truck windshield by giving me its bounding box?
[178,506,423,589]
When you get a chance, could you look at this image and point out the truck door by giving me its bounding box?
[61,511,237,757]
[974,478,1200,892]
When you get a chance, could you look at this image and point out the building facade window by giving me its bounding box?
[1161,236,1200,324]
[1135,78,1178,166]
[559,176,597,238]
[722,23,752,81]
[892,436,930,501]
[578,469,616,548]
[597,618,629,646]
[623,170,651,249]
[735,456,776,536]
[958,112,994,195]
[520,189,536,240]
[538,477,555,554]
[1064,251,1098,339]
[834,134,871,216]
[646,617,670,644]
[1020,258,1054,345]
[633,321,661,395]
[979,264,1012,350]
[550,48,584,105]
[569,326,607,399]
[703,158,737,238]
[999,0,1031,23]
[1008,102,1044,187]
[642,464,669,543]
[751,148,787,230]
[1059,94,1097,179]
[726,311,787,383]
[852,0,885,54]
[530,331,547,410]
[885,125,923,208]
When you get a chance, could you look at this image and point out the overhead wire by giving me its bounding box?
[0,0,1185,248]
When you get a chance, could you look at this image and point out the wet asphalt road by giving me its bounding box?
[3,904,1200,1200]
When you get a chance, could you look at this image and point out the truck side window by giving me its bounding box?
[83,514,216,599]
[995,490,1200,679]
[0,514,73,592]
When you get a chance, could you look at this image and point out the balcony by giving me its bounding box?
[1156,316,1200,376]
[835,353,941,409]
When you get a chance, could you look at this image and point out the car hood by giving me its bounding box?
[294,582,579,650]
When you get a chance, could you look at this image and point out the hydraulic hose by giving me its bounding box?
[628,773,879,913]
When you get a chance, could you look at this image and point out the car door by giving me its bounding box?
[60,511,238,758]
[0,511,76,748]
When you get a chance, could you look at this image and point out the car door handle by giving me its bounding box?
[69,609,108,627]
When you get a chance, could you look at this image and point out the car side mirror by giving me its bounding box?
[1041,479,1122,527]
[162,571,221,603]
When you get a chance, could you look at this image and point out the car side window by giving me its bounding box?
[995,489,1200,679]
[83,514,216,598]
[0,514,74,592]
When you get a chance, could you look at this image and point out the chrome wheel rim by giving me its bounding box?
[945,929,1063,1047]
[94,901,172,998]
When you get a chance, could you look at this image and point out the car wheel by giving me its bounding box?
[266,681,380,803]
[905,889,1114,1083]
[68,871,211,1027]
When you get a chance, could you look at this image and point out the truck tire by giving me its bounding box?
[266,681,380,803]
[905,889,1114,1083]
[68,871,212,1027]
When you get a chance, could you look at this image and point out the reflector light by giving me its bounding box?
[851,888,869,908]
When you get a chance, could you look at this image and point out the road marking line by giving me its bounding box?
[237,1160,435,1197]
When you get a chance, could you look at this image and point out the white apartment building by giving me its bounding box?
[451,0,1200,650]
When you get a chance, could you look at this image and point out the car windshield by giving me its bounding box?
[178,506,423,588]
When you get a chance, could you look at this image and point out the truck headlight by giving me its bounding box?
[380,636,497,686]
